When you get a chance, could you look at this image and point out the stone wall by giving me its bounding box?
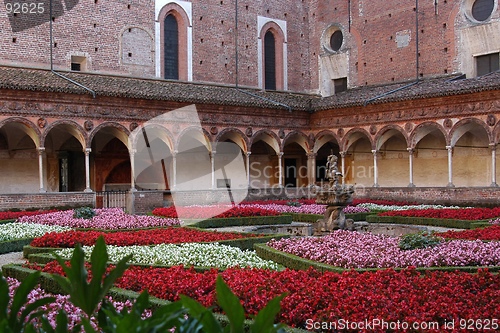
[0,192,95,211]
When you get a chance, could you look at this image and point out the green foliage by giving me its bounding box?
[286,201,301,207]
[0,270,55,332]
[399,232,443,251]
[72,207,96,220]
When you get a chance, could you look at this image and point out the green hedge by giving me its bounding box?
[253,243,500,273]
[0,264,307,333]
[365,215,491,229]
[290,212,375,223]
[186,214,293,228]
[0,219,16,224]
[0,238,34,254]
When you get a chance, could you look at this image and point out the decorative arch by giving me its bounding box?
[281,131,311,152]
[449,118,492,147]
[409,122,448,148]
[314,130,340,154]
[0,117,41,148]
[374,125,409,151]
[341,128,373,152]
[89,122,130,149]
[215,128,249,153]
[258,18,287,90]
[156,1,191,80]
[250,129,281,155]
[176,126,212,152]
[41,120,87,149]
[131,123,175,153]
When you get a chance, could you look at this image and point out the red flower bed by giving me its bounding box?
[0,209,58,221]
[379,207,500,220]
[39,263,499,332]
[30,227,260,248]
[435,225,500,241]
[152,205,280,219]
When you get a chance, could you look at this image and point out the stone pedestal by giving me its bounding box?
[314,185,354,235]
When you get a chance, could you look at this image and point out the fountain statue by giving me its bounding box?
[314,153,355,234]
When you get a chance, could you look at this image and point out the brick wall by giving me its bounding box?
[0,192,95,211]
[130,190,164,214]
[354,187,500,207]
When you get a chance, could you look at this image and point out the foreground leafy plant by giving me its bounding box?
[72,207,96,220]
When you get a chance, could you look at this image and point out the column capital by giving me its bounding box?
[445,145,453,151]
[407,147,414,154]
[246,151,252,157]
[129,148,137,155]
[84,148,92,154]
[173,150,178,155]
[306,152,317,159]
[37,147,46,154]
[339,151,347,157]
[489,143,497,150]
[278,152,284,157]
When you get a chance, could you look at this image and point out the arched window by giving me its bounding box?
[164,14,179,80]
[264,31,276,90]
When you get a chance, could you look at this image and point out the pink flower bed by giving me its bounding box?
[267,230,500,268]
[17,208,180,229]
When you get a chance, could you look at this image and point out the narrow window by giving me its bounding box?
[476,53,499,76]
[264,31,276,90]
[164,14,179,80]
[70,55,87,71]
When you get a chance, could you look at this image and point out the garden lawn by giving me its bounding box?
[267,230,500,268]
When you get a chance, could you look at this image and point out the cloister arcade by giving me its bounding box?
[1,116,499,195]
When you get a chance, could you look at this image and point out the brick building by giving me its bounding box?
[0,0,499,211]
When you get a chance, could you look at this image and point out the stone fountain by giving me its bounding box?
[314,154,355,234]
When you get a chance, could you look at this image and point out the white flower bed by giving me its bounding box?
[357,203,465,211]
[0,222,71,242]
[55,243,280,270]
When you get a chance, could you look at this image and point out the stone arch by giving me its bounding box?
[0,117,41,148]
[281,130,311,153]
[89,122,130,149]
[250,129,281,154]
[341,128,373,152]
[449,117,492,147]
[215,128,249,153]
[41,120,86,149]
[314,130,340,154]
[374,125,409,150]
[409,121,448,148]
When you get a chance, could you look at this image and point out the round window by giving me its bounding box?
[470,0,495,21]
[330,30,343,52]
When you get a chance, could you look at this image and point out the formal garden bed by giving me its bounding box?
[2,201,500,332]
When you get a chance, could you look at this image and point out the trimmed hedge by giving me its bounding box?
[0,238,34,254]
[1,264,307,333]
[290,212,375,223]
[253,243,500,273]
[186,214,293,228]
[0,219,16,224]
[365,215,490,229]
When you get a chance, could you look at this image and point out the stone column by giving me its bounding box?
[129,149,136,191]
[172,150,178,189]
[372,150,379,187]
[490,144,498,187]
[446,145,454,187]
[38,147,46,193]
[246,151,251,187]
[340,152,346,185]
[278,152,284,187]
[407,148,416,187]
[84,148,92,192]
[211,150,216,189]
[307,152,317,186]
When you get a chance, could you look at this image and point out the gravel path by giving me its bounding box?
[0,252,26,272]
